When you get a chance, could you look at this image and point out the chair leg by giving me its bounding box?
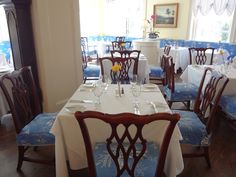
[204,147,211,168]
[168,101,173,108]
[17,146,25,171]
[187,101,190,110]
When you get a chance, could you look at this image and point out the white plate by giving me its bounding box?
[143,84,157,89]
[65,105,86,113]
[83,83,95,88]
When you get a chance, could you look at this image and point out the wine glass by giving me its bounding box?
[131,84,141,111]
[100,75,110,91]
[130,74,138,89]
[93,81,104,104]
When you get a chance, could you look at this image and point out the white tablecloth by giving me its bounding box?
[0,67,13,117]
[101,54,150,83]
[51,84,184,177]
[158,47,189,72]
[181,64,236,95]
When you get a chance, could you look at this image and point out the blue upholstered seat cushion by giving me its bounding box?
[149,65,163,78]
[172,110,210,146]
[219,95,236,120]
[94,142,159,177]
[16,113,57,146]
[164,83,198,101]
[84,65,100,78]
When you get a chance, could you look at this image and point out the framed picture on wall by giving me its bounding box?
[153,3,179,28]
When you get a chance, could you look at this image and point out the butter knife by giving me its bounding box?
[69,99,94,104]
[150,101,158,113]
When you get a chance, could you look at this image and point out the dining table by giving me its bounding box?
[51,84,184,177]
[158,46,189,73]
[0,65,13,118]
[181,64,236,95]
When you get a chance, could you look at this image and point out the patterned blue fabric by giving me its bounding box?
[220,95,236,120]
[94,142,159,177]
[172,110,210,146]
[160,39,236,58]
[164,83,198,101]
[0,41,11,62]
[84,65,100,78]
[149,65,164,78]
[16,113,57,146]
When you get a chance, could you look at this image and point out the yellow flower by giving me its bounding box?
[111,64,121,72]
[120,42,125,47]
[219,49,225,55]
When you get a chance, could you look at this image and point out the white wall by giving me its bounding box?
[31,0,83,112]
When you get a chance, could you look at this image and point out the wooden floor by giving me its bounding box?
[1,108,236,177]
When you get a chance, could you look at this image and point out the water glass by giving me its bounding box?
[93,81,104,104]
[131,84,141,107]
[130,74,138,89]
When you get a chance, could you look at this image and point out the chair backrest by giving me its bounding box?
[163,54,175,92]
[111,50,141,59]
[112,41,132,51]
[0,66,42,134]
[99,57,138,83]
[189,47,215,65]
[163,45,171,55]
[193,67,229,133]
[81,37,89,68]
[115,36,126,42]
[75,111,180,177]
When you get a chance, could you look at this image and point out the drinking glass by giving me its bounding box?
[130,74,138,89]
[93,81,104,104]
[101,75,110,91]
[131,84,141,109]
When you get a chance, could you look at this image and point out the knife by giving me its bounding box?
[69,99,94,104]
[150,101,158,113]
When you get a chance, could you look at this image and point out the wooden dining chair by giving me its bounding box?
[74,111,180,177]
[149,45,171,85]
[115,36,126,42]
[99,57,138,84]
[81,38,100,83]
[0,66,57,171]
[81,37,98,62]
[172,67,229,167]
[189,47,215,65]
[163,54,199,109]
[112,41,132,51]
[111,50,141,59]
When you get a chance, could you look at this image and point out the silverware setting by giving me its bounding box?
[69,99,94,104]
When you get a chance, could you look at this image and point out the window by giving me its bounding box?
[80,0,146,38]
[189,0,236,42]
[0,6,12,68]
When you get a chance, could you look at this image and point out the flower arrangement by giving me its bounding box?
[111,63,122,96]
[147,15,159,39]
[111,63,121,82]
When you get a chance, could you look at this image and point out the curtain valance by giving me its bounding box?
[193,0,236,15]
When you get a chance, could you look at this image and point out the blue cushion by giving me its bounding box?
[84,65,100,78]
[164,83,198,102]
[172,110,210,146]
[220,95,236,120]
[149,65,163,78]
[94,142,159,177]
[16,113,57,146]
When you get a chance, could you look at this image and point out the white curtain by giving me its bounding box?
[193,0,236,16]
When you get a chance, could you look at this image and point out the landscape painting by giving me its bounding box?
[154,3,179,28]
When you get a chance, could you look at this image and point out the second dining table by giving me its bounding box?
[51,84,184,177]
